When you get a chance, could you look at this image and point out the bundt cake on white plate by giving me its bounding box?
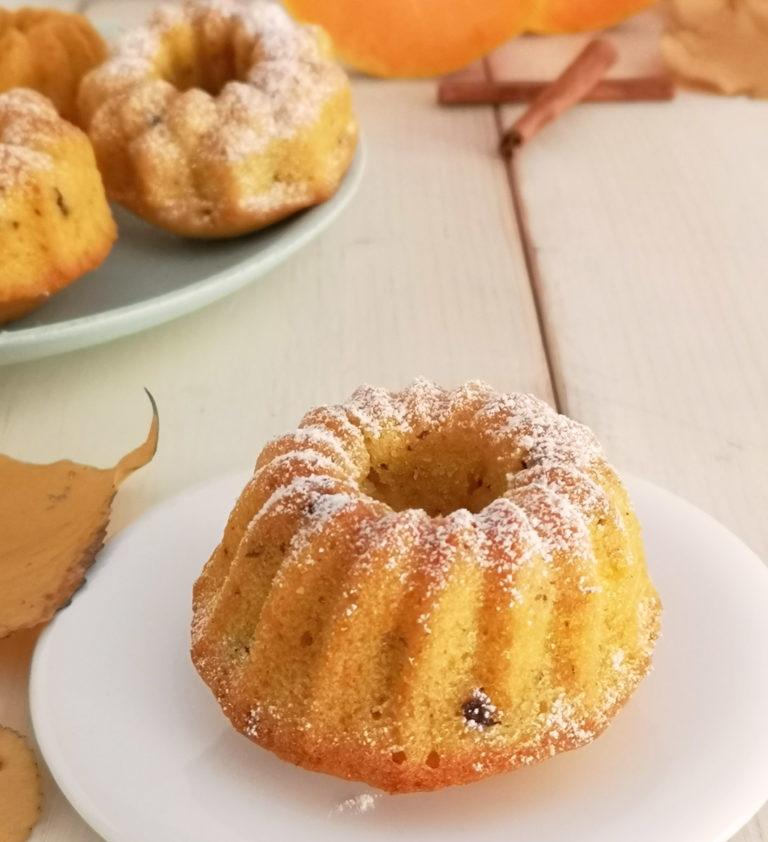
[191,380,661,792]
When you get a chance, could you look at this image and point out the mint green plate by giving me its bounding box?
[0,141,364,366]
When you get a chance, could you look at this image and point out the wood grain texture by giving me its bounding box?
[0,82,550,523]
[491,17,768,842]
[0,0,79,9]
[488,8,666,86]
[0,4,549,837]
[82,0,157,28]
[1,0,766,839]
[504,92,768,560]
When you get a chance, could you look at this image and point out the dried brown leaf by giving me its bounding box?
[0,391,158,638]
[663,0,768,97]
[0,727,42,842]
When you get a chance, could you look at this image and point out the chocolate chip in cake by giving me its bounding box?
[54,187,69,217]
[462,688,499,730]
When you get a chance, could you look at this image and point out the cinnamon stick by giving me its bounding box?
[500,39,619,154]
[439,75,674,106]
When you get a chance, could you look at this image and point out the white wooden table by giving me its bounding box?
[0,2,766,839]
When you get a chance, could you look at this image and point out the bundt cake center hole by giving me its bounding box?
[362,431,508,517]
[158,23,250,95]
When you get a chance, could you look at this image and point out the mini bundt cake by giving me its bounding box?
[191,380,661,793]
[0,89,116,325]
[78,0,359,238]
[0,8,106,125]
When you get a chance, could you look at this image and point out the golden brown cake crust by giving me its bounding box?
[0,89,116,325]
[78,0,359,238]
[191,380,662,793]
[229,661,654,793]
[0,8,106,124]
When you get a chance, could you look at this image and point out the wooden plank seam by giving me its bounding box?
[482,56,564,411]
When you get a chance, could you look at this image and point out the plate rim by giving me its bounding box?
[0,140,365,366]
[29,471,768,842]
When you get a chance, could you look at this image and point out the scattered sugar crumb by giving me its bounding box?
[331,793,380,815]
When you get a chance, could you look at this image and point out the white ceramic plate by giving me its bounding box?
[30,473,768,842]
[0,143,364,366]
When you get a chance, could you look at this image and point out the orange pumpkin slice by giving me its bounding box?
[284,0,659,77]
[283,0,533,77]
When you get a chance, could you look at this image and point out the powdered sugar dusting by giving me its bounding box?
[345,384,412,438]
[290,425,358,472]
[290,489,360,552]
[0,144,52,194]
[508,482,594,556]
[249,379,617,576]
[254,448,338,477]
[81,0,348,157]
[246,473,338,531]
[476,497,538,571]
[77,0,358,231]
[0,90,63,199]
[331,793,380,815]
[228,382,626,669]
[301,403,363,440]
[545,695,595,744]
[191,380,659,790]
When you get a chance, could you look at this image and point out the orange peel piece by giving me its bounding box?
[0,727,42,842]
[0,391,159,638]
